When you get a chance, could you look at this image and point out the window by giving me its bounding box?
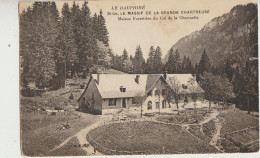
[162,89,167,95]
[182,84,188,89]
[132,98,137,104]
[184,95,188,103]
[155,90,160,96]
[148,101,152,110]
[156,102,160,109]
[162,100,166,109]
[109,99,116,106]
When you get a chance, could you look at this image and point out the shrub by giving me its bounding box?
[69,94,74,100]
[54,106,63,110]
[80,84,85,89]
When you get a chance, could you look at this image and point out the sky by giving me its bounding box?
[19,0,257,59]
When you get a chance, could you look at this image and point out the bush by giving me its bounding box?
[69,94,74,100]
[21,88,44,97]
[144,113,154,117]
[80,84,85,89]
[54,106,63,110]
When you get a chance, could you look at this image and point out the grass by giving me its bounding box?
[20,78,86,112]
[87,122,218,155]
[21,112,100,156]
[202,120,216,138]
[20,78,100,156]
[217,108,259,153]
[156,109,207,124]
[228,128,259,145]
[47,137,86,156]
[188,125,210,142]
[217,139,240,153]
[218,108,259,135]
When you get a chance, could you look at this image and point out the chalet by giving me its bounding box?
[77,73,204,115]
[165,74,204,102]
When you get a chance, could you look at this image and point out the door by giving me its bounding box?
[148,101,152,110]
[162,100,166,109]
[122,98,126,108]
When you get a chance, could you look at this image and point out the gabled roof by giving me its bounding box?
[165,74,204,94]
[92,74,148,98]
[78,73,204,101]
[145,74,161,92]
[77,76,93,102]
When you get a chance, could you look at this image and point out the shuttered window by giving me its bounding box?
[132,98,137,104]
[109,99,116,106]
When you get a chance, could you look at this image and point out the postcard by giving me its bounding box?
[19,0,259,156]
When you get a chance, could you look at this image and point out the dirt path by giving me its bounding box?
[50,136,74,152]
[209,117,222,149]
[51,109,224,155]
[199,109,219,125]
[75,119,104,156]
[199,109,223,152]
[50,116,107,156]
[173,109,223,152]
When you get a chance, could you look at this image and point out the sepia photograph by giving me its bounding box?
[19,0,259,156]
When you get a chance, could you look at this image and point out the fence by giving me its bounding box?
[224,126,259,150]
[86,132,183,155]
[22,108,80,119]
[85,116,184,155]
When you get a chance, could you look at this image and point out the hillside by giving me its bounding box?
[164,3,258,66]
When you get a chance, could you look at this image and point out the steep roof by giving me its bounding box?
[145,74,161,92]
[78,73,204,101]
[165,74,204,94]
[92,74,148,98]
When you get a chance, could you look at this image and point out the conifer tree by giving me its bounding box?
[181,55,187,73]
[174,49,182,73]
[97,10,109,46]
[71,2,83,76]
[130,54,133,61]
[122,49,129,61]
[54,3,77,88]
[198,50,211,75]
[133,45,145,73]
[154,46,163,73]
[165,48,175,73]
[225,59,233,81]
[30,2,59,88]
[123,58,133,73]
[20,7,34,87]
[19,1,112,90]
[186,57,194,74]
[146,46,155,73]
[79,1,97,77]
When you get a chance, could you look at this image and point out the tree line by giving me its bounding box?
[20,1,110,90]
[121,46,257,113]
[197,50,258,113]
[111,46,195,74]
[20,2,257,113]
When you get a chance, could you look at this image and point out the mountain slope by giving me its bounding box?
[164,3,258,66]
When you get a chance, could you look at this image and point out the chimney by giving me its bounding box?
[135,75,140,84]
[120,86,126,92]
[163,71,167,80]
[96,74,100,84]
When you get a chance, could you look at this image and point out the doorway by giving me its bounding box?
[148,101,152,110]
[122,98,126,108]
